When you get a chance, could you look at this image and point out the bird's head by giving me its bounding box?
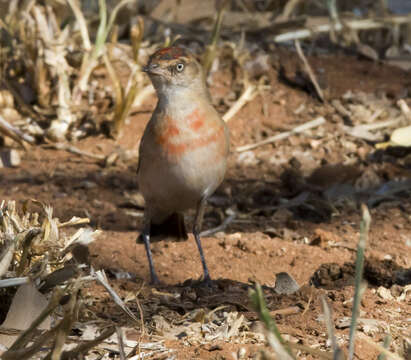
[143,47,205,94]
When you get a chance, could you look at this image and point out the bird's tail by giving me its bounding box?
[139,213,188,242]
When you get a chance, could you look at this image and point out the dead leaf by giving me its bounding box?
[0,283,51,350]
[390,125,411,147]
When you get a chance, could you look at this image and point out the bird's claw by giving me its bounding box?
[150,273,161,286]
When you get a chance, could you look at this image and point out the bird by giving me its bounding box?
[137,46,230,285]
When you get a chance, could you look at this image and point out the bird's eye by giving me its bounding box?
[176,63,185,72]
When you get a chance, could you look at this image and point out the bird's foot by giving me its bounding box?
[201,275,213,287]
[193,275,217,291]
[149,273,161,286]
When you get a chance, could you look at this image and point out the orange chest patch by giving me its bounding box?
[186,109,205,131]
[155,109,225,157]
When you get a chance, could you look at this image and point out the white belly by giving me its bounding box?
[138,141,227,218]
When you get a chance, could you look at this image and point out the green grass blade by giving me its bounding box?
[377,334,392,360]
[348,204,371,360]
[249,283,295,359]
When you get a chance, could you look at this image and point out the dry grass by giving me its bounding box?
[0,0,408,148]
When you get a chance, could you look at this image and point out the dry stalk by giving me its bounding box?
[397,99,411,122]
[135,288,146,337]
[47,55,75,142]
[321,296,344,359]
[0,241,16,278]
[11,3,76,142]
[0,115,35,146]
[116,327,126,360]
[34,57,51,108]
[4,288,64,355]
[73,0,107,100]
[103,51,124,124]
[270,306,301,317]
[301,285,313,316]
[16,228,42,276]
[1,76,42,120]
[2,325,60,360]
[222,46,270,123]
[112,70,143,138]
[132,84,155,108]
[66,0,92,51]
[356,118,401,131]
[274,15,411,43]
[0,277,30,288]
[73,0,134,102]
[42,142,105,160]
[202,0,229,75]
[93,269,139,322]
[327,0,342,43]
[163,34,182,48]
[48,286,79,360]
[236,116,326,152]
[294,39,324,102]
[200,211,236,237]
[276,0,302,22]
[108,60,145,139]
[131,17,144,63]
[104,17,145,138]
[223,83,257,122]
[0,200,117,358]
[58,327,116,360]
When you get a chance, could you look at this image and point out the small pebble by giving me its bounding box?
[377,286,394,300]
[0,149,21,168]
[273,272,300,295]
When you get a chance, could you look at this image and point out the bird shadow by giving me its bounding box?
[2,153,410,235]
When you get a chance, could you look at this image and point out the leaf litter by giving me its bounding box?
[0,200,176,359]
[0,200,280,358]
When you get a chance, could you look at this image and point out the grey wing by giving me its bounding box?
[137,105,163,176]
[136,132,145,176]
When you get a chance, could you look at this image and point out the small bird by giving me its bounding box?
[137,46,229,285]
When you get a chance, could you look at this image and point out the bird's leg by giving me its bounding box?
[193,197,212,284]
[140,218,160,285]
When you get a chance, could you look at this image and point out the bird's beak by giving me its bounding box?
[142,63,162,76]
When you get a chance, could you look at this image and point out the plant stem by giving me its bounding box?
[348,204,371,360]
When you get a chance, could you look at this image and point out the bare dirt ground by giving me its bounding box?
[1,49,410,359]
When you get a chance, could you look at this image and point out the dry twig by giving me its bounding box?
[42,143,105,160]
[223,83,258,122]
[58,327,116,360]
[397,99,411,122]
[200,211,236,237]
[0,115,35,146]
[276,0,302,22]
[294,40,324,102]
[236,116,325,152]
[93,269,139,323]
[274,15,411,43]
[116,327,126,360]
[321,296,344,358]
